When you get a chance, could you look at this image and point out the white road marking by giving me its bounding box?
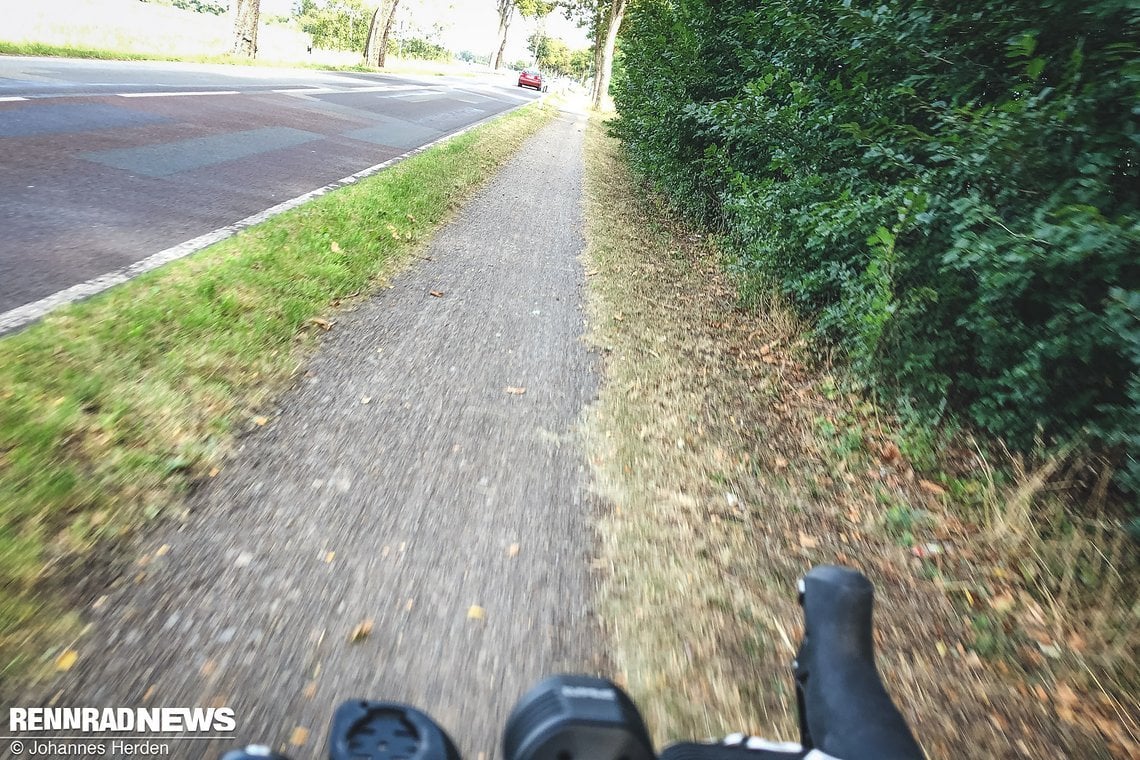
[117,90,241,98]
[0,96,28,102]
[342,85,425,93]
[274,87,337,94]
[0,104,526,334]
[274,84,424,95]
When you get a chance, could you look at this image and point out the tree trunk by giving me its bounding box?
[364,6,382,66]
[590,3,606,105]
[493,0,515,70]
[378,0,400,67]
[592,0,627,109]
[364,1,400,67]
[230,0,260,58]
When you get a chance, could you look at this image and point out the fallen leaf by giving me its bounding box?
[990,591,1016,613]
[405,598,415,611]
[309,318,333,331]
[91,595,107,610]
[324,552,336,564]
[200,659,217,677]
[56,649,78,671]
[143,686,155,702]
[330,241,341,253]
[919,479,947,495]
[349,619,374,642]
[798,532,819,549]
[774,457,789,470]
[360,396,371,404]
[252,416,269,427]
[289,727,310,747]
[507,543,520,557]
[880,441,902,464]
[302,682,317,700]
[912,542,945,559]
[208,467,221,478]
[467,605,485,620]
[155,544,169,558]
[504,386,527,395]
[614,312,624,322]
[935,641,948,657]
[429,290,445,298]
[406,214,416,223]
[1056,683,1078,707]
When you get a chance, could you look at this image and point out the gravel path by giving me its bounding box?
[11,109,599,760]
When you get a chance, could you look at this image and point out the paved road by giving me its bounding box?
[0,56,539,318]
[5,109,598,760]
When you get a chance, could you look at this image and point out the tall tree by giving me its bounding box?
[557,0,628,107]
[493,0,516,70]
[593,0,627,107]
[231,0,261,57]
[493,0,554,70]
[364,0,401,66]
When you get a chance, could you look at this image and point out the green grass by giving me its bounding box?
[0,41,470,76]
[1,41,163,61]
[0,100,555,678]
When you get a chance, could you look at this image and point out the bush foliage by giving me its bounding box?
[612,0,1139,493]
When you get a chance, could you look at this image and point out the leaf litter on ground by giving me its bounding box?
[581,116,1138,758]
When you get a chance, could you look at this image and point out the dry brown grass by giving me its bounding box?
[581,116,1139,758]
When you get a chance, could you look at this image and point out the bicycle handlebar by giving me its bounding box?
[222,565,923,760]
[793,566,922,759]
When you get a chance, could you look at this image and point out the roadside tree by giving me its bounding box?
[231,0,261,56]
[364,0,401,66]
[557,0,629,107]
[494,0,554,70]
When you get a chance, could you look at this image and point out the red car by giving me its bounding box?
[517,69,545,91]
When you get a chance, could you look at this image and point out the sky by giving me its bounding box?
[261,0,590,60]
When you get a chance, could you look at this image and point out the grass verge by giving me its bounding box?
[0,41,474,76]
[582,117,1138,757]
[0,100,556,680]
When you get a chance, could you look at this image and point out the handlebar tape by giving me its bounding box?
[794,565,923,760]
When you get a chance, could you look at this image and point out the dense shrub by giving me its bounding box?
[612,0,1139,494]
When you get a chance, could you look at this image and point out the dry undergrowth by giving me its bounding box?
[581,116,1138,758]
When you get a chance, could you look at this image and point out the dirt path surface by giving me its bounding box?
[10,109,598,759]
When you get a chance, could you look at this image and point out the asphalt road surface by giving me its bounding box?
[4,108,598,760]
[0,56,540,317]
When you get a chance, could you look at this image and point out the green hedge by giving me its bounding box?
[612,0,1139,494]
